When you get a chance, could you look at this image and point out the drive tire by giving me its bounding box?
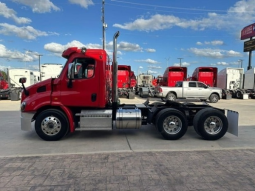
[35,109,69,141]
[209,94,219,103]
[166,92,176,101]
[193,108,228,140]
[155,108,188,140]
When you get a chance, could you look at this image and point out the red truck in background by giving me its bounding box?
[117,65,136,99]
[19,31,238,141]
[191,67,218,87]
[0,71,9,90]
[160,67,187,87]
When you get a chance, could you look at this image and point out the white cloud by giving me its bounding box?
[173,62,190,66]
[0,2,31,24]
[148,70,158,74]
[0,23,58,40]
[204,40,224,45]
[139,66,143,69]
[148,65,162,69]
[0,44,38,62]
[196,42,203,45]
[216,62,229,66]
[118,41,142,52]
[135,59,160,64]
[12,0,60,13]
[145,48,156,53]
[188,48,242,59]
[68,0,94,8]
[113,0,255,32]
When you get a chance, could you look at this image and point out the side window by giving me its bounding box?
[73,58,95,79]
[175,82,183,87]
[189,82,197,87]
[198,82,207,88]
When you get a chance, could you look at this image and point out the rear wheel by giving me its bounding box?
[156,108,188,140]
[236,91,242,99]
[209,94,219,103]
[35,109,69,141]
[193,108,228,140]
[166,93,176,101]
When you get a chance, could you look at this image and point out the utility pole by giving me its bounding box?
[37,54,43,81]
[102,0,107,50]
[165,57,170,68]
[238,59,243,68]
[177,58,183,66]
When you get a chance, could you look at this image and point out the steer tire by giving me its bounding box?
[209,94,219,103]
[155,108,188,140]
[193,108,228,140]
[166,93,177,101]
[35,109,69,141]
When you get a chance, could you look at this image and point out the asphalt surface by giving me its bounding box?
[1,97,255,190]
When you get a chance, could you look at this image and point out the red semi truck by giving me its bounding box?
[160,67,187,87]
[191,67,218,87]
[19,32,238,141]
[117,65,136,99]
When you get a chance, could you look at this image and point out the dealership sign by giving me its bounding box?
[241,23,255,40]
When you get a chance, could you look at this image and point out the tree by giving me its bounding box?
[0,70,7,80]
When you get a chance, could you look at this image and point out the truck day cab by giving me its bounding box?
[20,32,238,141]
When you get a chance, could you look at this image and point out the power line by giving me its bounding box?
[110,0,233,13]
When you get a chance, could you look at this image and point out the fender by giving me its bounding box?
[60,105,75,133]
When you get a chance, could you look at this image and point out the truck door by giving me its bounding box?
[185,82,197,98]
[197,82,210,98]
[60,58,100,107]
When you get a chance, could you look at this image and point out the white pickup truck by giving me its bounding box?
[155,81,222,103]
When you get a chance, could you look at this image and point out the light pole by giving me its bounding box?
[165,57,170,68]
[238,59,243,68]
[177,58,183,66]
[37,54,43,81]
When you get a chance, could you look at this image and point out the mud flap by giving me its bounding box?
[225,110,239,136]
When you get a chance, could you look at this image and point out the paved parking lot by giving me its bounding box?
[0,97,255,190]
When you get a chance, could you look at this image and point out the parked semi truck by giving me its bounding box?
[19,31,238,141]
[0,69,22,100]
[217,68,255,99]
[117,65,136,99]
[191,67,218,87]
[135,73,155,97]
[160,67,187,87]
[41,63,63,81]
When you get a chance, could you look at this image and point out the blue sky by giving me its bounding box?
[0,0,254,77]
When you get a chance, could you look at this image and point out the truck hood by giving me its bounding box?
[21,78,54,102]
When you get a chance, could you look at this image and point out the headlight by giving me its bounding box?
[21,102,26,111]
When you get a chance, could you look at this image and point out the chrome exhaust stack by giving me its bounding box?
[112,31,119,105]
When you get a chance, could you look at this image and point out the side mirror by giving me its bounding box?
[67,63,75,88]
[19,77,27,84]
[68,63,75,79]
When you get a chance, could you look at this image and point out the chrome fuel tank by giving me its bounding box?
[116,108,142,129]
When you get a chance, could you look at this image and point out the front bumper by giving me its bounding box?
[154,93,164,98]
[21,112,35,131]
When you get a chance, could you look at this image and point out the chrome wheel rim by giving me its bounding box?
[204,116,222,135]
[163,115,182,134]
[41,116,61,136]
[168,94,175,101]
[212,96,218,102]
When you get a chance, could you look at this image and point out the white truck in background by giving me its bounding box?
[40,63,63,81]
[9,69,35,88]
[217,67,255,99]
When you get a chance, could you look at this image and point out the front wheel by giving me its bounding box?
[155,108,188,140]
[166,93,176,101]
[209,94,219,103]
[35,109,69,141]
[193,108,228,140]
